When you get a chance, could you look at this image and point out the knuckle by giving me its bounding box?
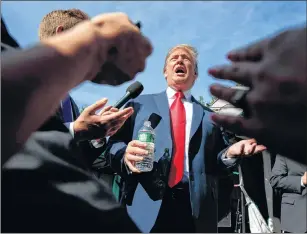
[230,65,240,74]
[255,63,269,81]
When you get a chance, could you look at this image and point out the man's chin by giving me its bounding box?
[173,76,188,83]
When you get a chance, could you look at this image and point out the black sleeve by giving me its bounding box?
[2,131,140,233]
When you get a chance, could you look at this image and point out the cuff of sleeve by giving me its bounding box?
[120,148,132,175]
[301,177,306,187]
[91,138,106,148]
[63,122,75,137]
[221,150,240,167]
[222,151,236,161]
[69,122,75,137]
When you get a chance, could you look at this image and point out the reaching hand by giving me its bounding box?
[90,13,153,86]
[208,26,307,157]
[73,98,133,141]
[226,139,267,158]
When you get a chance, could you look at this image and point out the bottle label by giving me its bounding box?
[138,132,155,155]
[138,132,154,143]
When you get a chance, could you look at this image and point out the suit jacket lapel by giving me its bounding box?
[70,97,80,120]
[189,96,204,142]
[153,91,172,143]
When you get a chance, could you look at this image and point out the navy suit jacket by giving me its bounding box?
[106,91,238,232]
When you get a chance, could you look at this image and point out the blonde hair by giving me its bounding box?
[163,44,198,75]
[38,9,89,40]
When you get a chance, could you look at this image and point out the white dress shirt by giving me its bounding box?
[166,86,193,177]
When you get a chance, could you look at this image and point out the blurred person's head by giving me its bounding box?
[163,44,198,91]
[38,9,89,40]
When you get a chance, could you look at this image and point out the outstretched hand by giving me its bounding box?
[226,138,267,158]
[208,26,307,157]
[73,98,133,141]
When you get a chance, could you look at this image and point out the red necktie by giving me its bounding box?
[168,92,186,188]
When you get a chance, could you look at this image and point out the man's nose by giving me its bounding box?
[176,57,184,64]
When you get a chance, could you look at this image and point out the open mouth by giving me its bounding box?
[175,66,186,75]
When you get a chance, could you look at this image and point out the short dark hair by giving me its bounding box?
[38,9,89,40]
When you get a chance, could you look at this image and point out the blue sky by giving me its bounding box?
[2,1,306,109]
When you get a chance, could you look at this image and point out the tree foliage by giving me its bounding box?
[79,105,88,113]
[198,95,217,108]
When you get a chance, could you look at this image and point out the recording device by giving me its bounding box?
[148,113,162,129]
[91,81,143,148]
[114,81,144,109]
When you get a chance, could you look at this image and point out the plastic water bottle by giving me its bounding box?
[135,120,155,172]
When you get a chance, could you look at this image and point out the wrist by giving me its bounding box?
[225,150,236,158]
[72,121,88,142]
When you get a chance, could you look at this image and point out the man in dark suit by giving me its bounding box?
[106,44,266,232]
[270,155,307,233]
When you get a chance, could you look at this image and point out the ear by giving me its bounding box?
[55,26,64,34]
[163,68,167,80]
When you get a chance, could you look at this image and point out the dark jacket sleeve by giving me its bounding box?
[2,131,140,233]
[70,96,107,168]
[211,125,240,173]
[270,155,303,194]
[105,101,137,179]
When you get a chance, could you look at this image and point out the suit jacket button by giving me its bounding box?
[157,180,164,188]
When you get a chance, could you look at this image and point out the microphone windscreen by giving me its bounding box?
[148,113,162,129]
[126,81,144,98]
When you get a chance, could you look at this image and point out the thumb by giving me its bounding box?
[84,98,108,115]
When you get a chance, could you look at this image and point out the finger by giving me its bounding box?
[254,144,267,153]
[84,98,108,115]
[106,107,134,120]
[138,34,153,58]
[210,84,246,107]
[99,108,133,125]
[226,38,269,62]
[130,35,153,77]
[247,138,257,144]
[101,107,119,116]
[98,105,112,115]
[245,143,256,155]
[129,140,147,149]
[110,107,119,112]
[208,63,258,87]
[127,146,149,156]
[126,153,144,162]
[211,113,258,138]
[124,159,141,173]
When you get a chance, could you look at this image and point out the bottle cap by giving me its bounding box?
[144,120,151,127]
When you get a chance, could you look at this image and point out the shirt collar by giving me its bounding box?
[166,86,192,101]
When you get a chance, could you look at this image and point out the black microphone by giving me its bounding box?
[113,81,144,108]
[148,113,162,129]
